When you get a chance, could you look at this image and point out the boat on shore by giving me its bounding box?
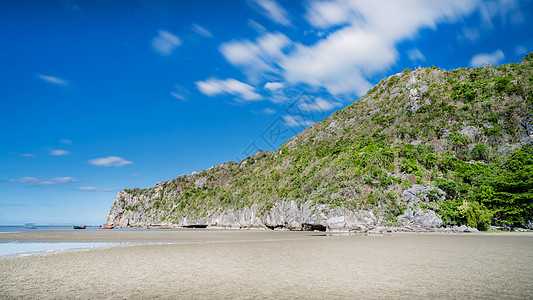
[98,226,114,229]
[73,225,86,229]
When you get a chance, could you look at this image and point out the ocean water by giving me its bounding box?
[0,242,109,257]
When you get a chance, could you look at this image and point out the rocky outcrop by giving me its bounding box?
[106,185,446,231]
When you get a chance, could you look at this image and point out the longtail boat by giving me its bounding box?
[73,225,86,229]
[98,226,114,229]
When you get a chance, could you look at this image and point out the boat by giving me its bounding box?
[73,225,86,229]
[98,226,114,229]
[23,223,37,229]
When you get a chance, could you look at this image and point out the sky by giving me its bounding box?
[1,0,532,225]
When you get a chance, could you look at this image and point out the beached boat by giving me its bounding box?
[98,226,114,229]
[73,225,86,229]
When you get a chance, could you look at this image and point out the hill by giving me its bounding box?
[106,53,533,231]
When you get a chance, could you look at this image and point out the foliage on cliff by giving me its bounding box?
[114,53,533,229]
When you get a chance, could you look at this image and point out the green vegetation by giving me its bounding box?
[116,53,533,230]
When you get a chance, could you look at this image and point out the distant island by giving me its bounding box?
[106,53,533,232]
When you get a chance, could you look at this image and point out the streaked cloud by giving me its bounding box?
[152,30,182,56]
[298,97,338,112]
[218,1,522,97]
[170,84,191,101]
[283,115,314,127]
[38,74,69,86]
[195,78,262,101]
[88,156,133,167]
[470,49,505,67]
[49,149,69,156]
[254,0,291,26]
[264,82,284,91]
[77,186,116,192]
[191,23,213,38]
[60,139,72,144]
[10,176,78,185]
[262,108,276,114]
[408,48,426,62]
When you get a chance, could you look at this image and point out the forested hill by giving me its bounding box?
[106,53,533,231]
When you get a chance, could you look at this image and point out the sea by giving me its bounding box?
[0,226,122,257]
[0,225,187,257]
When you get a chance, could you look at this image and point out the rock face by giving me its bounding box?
[106,185,445,231]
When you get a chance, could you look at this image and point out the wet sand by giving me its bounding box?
[1,230,533,299]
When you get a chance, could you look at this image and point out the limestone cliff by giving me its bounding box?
[106,54,533,231]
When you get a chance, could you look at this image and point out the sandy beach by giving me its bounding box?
[1,230,533,299]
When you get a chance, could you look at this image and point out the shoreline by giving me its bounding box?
[1,230,532,299]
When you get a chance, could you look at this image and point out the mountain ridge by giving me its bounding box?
[106,53,533,231]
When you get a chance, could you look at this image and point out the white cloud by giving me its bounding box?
[254,0,291,26]
[264,82,284,91]
[170,92,186,101]
[262,108,276,114]
[192,24,213,38]
[60,139,72,144]
[10,176,78,185]
[38,74,69,86]
[457,26,481,43]
[469,50,505,67]
[88,156,133,167]
[195,78,262,101]
[20,153,35,157]
[408,48,426,62]
[219,32,291,82]
[49,149,69,156]
[283,115,314,127]
[298,97,338,112]
[77,186,116,192]
[152,30,182,56]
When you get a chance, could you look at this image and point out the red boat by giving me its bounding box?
[98,226,114,229]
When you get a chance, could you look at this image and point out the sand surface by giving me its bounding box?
[1,230,533,299]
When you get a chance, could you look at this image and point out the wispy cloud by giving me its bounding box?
[196,78,262,101]
[218,1,523,97]
[49,149,69,156]
[283,115,314,127]
[60,139,72,144]
[254,0,291,26]
[152,30,182,56]
[38,74,69,86]
[191,23,213,38]
[470,49,505,67]
[170,84,191,101]
[88,156,133,167]
[10,176,78,185]
[408,48,426,62]
[77,186,116,192]
[262,108,276,114]
[298,97,339,112]
[264,82,284,91]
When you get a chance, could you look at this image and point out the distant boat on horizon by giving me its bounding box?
[73,225,86,229]
[23,223,37,229]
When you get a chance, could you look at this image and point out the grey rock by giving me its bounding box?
[406,75,418,88]
[327,216,346,230]
[194,177,207,188]
[458,126,480,140]
[457,225,468,232]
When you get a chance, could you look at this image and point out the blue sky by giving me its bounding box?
[1,0,532,225]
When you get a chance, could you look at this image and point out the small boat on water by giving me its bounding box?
[23,223,37,229]
[73,225,86,229]
[98,226,114,229]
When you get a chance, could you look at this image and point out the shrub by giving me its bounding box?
[456,200,493,230]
